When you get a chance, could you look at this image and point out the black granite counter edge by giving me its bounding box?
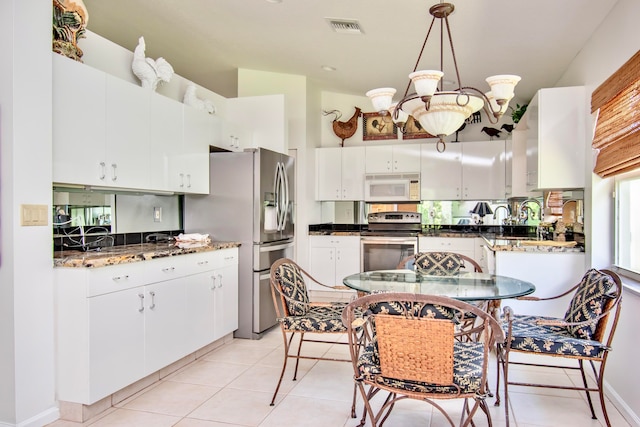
[308,223,538,236]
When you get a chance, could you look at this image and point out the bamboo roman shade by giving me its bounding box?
[590,50,640,178]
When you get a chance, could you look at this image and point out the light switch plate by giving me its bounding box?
[21,204,49,226]
[153,207,162,222]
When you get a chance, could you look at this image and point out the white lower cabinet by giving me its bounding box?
[308,236,360,290]
[88,287,145,403]
[55,248,238,404]
[418,237,484,269]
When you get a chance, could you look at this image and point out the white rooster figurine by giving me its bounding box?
[132,36,174,90]
[183,83,216,114]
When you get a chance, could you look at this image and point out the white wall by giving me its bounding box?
[237,69,321,271]
[0,0,59,425]
[555,0,640,423]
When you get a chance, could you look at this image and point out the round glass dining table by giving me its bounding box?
[342,270,536,302]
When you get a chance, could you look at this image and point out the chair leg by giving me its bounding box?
[494,343,503,407]
[292,331,305,381]
[270,329,295,406]
[578,359,598,420]
[592,359,612,427]
[502,346,511,427]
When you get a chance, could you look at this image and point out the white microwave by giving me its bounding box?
[364,173,421,202]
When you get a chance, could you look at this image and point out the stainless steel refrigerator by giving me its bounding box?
[184,148,295,339]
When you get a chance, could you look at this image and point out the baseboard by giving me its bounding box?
[0,406,60,427]
[57,333,232,423]
[605,380,640,427]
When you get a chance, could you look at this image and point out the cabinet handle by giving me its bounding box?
[197,260,209,266]
[186,174,191,188]
[179,173,185,188]
[149,291,156,309]
[210,275,217,290]
[162,267,175,272]
[112,275,129,281]
[99,162,106,180]
[217,273,223,288]
[111,163,118,181]
[138,293,145,312]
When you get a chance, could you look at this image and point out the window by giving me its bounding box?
[615,169,640,280]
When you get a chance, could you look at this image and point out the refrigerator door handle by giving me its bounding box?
[273,162,282,231]
[258,241,294,252]
[277,162,287,231]
[281,161,290,231]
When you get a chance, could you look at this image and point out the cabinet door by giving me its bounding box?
[309,246,336,290]
[149,92,184,192]
[182,107,214,194]
[316,147,343,200]
[221,118,252,152]
[392,144,421,172]
[525,92,540,191]
[462,140,506,200]
[365,145,393,173]
[186,271,217,350]
[334,246,361,284]
[214,261,239,339]
[52,53,107,186]
[341,146,366,200]
[144,279,188,374]
[105,75,151,189]
[420,143,462,200]
[88,287,145,402]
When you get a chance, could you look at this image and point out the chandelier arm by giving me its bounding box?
[403,15,438,98]
[458,86,505,119]
[444,14,463,92]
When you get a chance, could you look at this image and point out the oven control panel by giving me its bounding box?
[367,211,422,224]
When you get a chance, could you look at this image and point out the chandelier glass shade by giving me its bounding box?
[366,2,520,152]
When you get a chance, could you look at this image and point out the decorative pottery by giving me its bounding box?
[52,0,89,62]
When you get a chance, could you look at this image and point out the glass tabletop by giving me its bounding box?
[343,270,536,301]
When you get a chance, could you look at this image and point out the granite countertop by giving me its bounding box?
[482,236,584,253]
[53,241,241,268]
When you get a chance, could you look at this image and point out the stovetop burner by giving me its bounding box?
[366,211,422,235]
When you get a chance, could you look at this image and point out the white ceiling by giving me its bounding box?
[82,0,618,104]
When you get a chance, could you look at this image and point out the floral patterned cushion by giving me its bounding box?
[506,314,609,357]
[279,303,348,332]
[357,341,483,394]
[563,269,615,339]
[273,262,310,316]
[414,252,463,276]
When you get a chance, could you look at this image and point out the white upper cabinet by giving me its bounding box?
[461,140,506,200]
[316,146,365,200]
[105,75,151,190]
[53,53,107,187]
[420,143,462,200]
[226,94,284,153]
[525,86,586,191]
[181,107,215,194]
[365,144,420,173]
[149,91,184,191]
[52,52,211,194]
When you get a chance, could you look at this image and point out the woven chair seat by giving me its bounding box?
[279,303,348,332]
[357,342,484,395]
[506,314,609,357]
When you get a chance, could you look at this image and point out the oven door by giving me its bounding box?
[360,236,418,271]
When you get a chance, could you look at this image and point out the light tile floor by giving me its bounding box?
[47,328,631,427]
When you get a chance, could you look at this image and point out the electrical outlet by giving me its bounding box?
[153,207,162,222]
[21,204,48,226]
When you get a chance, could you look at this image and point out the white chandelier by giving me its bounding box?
[366,2,520,152]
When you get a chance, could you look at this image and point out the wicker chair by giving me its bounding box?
[495,268,623,427]
[342,292,504,427]
[396,251,483,274]
[269,258,356,416]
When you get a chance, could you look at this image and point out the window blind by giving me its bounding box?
[591,50,640,178]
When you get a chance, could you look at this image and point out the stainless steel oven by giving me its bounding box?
[360,211,421,271]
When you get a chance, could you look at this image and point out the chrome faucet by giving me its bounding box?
[493,205,511,224]
[520,198,543,223]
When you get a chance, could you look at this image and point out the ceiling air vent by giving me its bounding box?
[326,18,363,35]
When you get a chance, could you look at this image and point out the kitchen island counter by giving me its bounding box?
[53,241,241,268]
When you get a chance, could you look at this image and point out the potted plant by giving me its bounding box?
[511,103,528,124]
